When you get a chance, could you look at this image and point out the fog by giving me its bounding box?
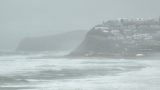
[0,0,160,50]
[1,1,160,90]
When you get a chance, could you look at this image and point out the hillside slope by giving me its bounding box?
[16,30,87,52]
[70,18,160,58]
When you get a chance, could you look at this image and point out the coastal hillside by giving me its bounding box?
[16,30,87,52]
[70,18,160,58]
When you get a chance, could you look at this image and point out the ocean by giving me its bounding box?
[0,53,160,90]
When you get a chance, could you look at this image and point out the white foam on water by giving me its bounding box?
[0,55,160,90]
[31,60,160,90]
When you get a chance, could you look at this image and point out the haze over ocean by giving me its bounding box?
[0,0,160,50]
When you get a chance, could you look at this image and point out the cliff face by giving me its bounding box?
[70,19,160,58]
[16,30,87,52]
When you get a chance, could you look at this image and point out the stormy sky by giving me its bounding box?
[0,0,160,50]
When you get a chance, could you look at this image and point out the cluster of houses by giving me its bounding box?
[92,17,160,41]
[88,18,160,57]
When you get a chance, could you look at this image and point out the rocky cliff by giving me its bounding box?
[70,18,160,58]
[16,30,87,52]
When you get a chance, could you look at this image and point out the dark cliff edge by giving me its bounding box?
[16,30,87,52]
[69,18,160,58]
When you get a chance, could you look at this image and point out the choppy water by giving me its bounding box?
[0,55,160,90]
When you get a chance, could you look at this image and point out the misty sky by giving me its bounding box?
[0,0,160,50]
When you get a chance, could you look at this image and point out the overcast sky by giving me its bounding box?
[0,0,160,50]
